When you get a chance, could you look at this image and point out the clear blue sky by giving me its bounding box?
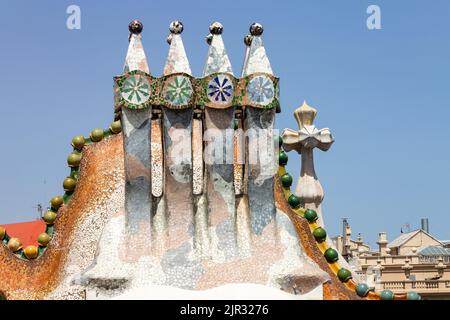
[0,1,449,248]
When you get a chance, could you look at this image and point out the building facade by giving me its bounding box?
[333,220,450,299]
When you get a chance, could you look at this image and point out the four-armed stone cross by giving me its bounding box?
[282,101,334,226]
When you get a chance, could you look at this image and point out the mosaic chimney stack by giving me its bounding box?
[242,23,278,236]
[202,22,237,260]
[121,20,153,249]
[78,20,331,297]
[161,21,195,251]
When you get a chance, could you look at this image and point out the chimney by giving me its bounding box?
[335,235,343,254]
[421,218,429,233]
[342,218,351,257]
[377,232,388,256]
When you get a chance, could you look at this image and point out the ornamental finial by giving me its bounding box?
[124,21,149,74]
[244,34,253,46]
[169,20,184,34]
[242,23,272,76]
[209,22,223,35]
[282,102,334,211]
[128,20,143,35]
[294,101,318,129]
[249,22,263,36]
[202,22,233,76]
[164,21,191,75]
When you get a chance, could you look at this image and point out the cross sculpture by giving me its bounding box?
[282,101,334,227]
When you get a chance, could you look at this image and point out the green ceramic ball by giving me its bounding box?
[110,121,122,134]
[288,194,300,208]
[23,245,38,259]
[50,196,64,209]
[7,238,22,252]
[380,290,394,300]
[63,177,76,192]
[43,211,57,224]
[355,283,370,297]
[313,227,327,242]
[71,135,85,151]
[278,151,288,166]
[37,232,51,246]
[90,128,104,142]
[406,291,421,300]
[304,209,318,222]
[337,268,352,283]
[324,248,339,263]
[67,153,81,168]
[280,174,293,187]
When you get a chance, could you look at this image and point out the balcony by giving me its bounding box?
[381,280,450,295]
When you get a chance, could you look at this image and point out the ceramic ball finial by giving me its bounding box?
[244,34,253,46]
[249,22,263,36]
[128,20,143,35]
[209,22,223,35]
[169,20,184,34]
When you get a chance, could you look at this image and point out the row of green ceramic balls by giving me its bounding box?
[277,136,421,300]
[0,120,122,260]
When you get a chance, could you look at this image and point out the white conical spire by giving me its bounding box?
[242,23,273,76]
[124,20,150,74]
[203,22,233,77]
[163,21,192,76]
